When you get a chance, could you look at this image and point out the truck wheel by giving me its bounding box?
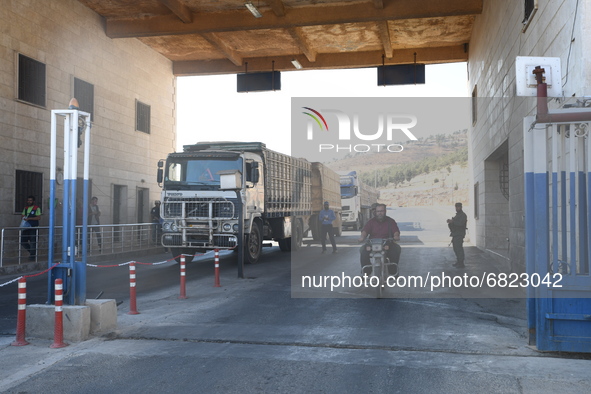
[171,248,194,263]
[291,220,303,251]
[245,222,262,264]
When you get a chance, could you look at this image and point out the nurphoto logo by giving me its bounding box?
[302,107,418,153]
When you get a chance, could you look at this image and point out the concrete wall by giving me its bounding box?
[468,0,589,272]
[0,0,176,229]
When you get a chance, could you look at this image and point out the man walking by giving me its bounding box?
[20,196,41,260]
[447,202,467,268]
[319,201,337,254]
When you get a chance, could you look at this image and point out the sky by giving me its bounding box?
[176,62,469,155]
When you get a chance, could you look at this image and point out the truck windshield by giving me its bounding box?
[164,157,243,190]
[341,186,356,198]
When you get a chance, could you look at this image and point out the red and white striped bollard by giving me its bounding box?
[50,278,68,348]
[11,277,29,346]
[214,249,221,287]
[128,262,139,315]
[179,254,187,299]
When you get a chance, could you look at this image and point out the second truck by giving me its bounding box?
[337,170,380,231]
[157,142,341,263]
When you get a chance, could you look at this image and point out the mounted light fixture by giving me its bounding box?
[291,59,303,69]
[244,1,262,18]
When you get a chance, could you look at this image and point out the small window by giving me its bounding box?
[74,78,94,120]
[473,182,479,219]
[15,170,43,213]
[136,100,151,134]
[522,0,538,32]
[18,54,46,107]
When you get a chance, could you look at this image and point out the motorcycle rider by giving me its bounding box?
[358,203,401,276]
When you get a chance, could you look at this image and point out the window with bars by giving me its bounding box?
[18,54,46,107]
[74,78,94,120]
[136,100,151,134]
[499,158,509,201]
[15,170,43,213]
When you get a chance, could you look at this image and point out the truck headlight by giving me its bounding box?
[163,222,171,231]
[222,223,232,232]
[233,224,239,232]
[171,222,178,232]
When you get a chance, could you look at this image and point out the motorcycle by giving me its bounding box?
[361,238,398,298]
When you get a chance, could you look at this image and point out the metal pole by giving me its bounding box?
[238,205,245,279]
[48,111,58,302]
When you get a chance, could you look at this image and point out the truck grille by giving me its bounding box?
[163,197,235,219]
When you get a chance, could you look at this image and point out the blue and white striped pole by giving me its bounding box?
[48,101,91,305]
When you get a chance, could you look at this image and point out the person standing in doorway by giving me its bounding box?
[447,202,467,268]
[319,201,337,254]
[151,200,161,244]
[88,196,102,252]
[21,196,42,260]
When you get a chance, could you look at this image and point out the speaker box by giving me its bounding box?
[377,64,425,86]
[237,71,281,92]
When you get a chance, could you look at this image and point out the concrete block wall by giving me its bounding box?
[0,0,176,228]
[468,0,589,272]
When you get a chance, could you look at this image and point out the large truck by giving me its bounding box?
[156,142,338,263]
[309,162,342,240]
[337,170,380,231]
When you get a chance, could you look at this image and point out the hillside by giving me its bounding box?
[326,130,468,174]
[325,130,470,207]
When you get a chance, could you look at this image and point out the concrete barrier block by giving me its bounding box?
[86,299,117,334]
[27,304,90,342]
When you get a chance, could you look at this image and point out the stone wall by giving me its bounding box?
[0,0,176,228]
[468,0,589,272]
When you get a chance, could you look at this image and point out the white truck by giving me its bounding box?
[337,170,379,231]
[157,142,313,263]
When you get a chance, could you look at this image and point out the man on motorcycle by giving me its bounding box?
[358,203,401,276]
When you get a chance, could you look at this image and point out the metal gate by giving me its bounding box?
[524,115,591,352]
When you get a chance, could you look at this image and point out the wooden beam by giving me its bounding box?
[377,21,393,58]
[201,33,243,66]
[267,0,286,17]
[374,0,384,9]
[158,0,192,23]
[287,27,317,62]
[106,0,483,38]
[173,45,469,76]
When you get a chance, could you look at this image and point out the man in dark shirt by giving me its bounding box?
[358,203,401,276]
[151,201,162,244]
[447,202,467,268]
[21,196,41,260]
[318,201,338,254]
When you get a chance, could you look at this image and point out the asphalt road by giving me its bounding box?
[1,207,590,393]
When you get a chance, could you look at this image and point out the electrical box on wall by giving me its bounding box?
[515,56,562,97]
